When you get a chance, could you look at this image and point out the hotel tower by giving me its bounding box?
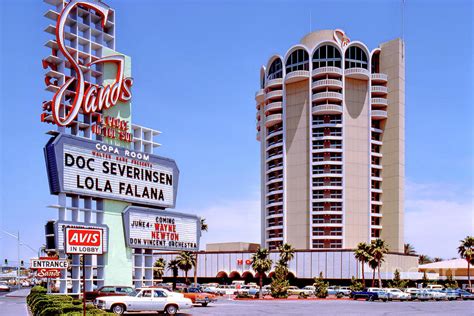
[255,30,405,252]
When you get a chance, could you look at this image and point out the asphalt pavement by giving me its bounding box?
[0,289,29,316]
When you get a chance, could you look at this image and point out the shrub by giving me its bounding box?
[349,277,364,292]
[270,265,289,298]
[298,292,308,299]
[313,272,329,298]
[388,269,408,289]
[336,292,344,299]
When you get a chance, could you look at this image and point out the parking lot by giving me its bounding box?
[177,298,474,315]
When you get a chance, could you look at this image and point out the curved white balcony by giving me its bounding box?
[312,104,343,115]
[266,177,283,185]
[266,189,284,197]
[266,213,284,220]
[311,235,343,240]
[266,140,283,151]
[312,160,343,166]
[311,223,343,228]
[371,86,388,95]
[312,79,342,90]
[265,77,283,88]
[256,111,261,120]
[371,152,383,158]
[311,210,343,216]
[371,224,383,230]
[371,212,383,218]
[265,153,283,164]
[371,139,383,146]
[285,70,310,83]
[371,164,383,170]
[266,129,283,140]
[312,198,343,203]
[371,127,383,134]
[371,200,383,206]
[371,73,388,83]
[312,136,343,142]
[345,67,370,79]
[256,120,261,131]
[312,67,343,78]
[312,148,343,154]
[266,236,284,242]
[371,188,383,194]
[312,122,343,128]
[264,101,283,114]
[265,113,283,128]
[266,165,283,174]
[256,131,261,141]
[264,90,283,102]
[266,224,284,231]
[371,110,388,120]
[312,185,343,190]
[266,200,283,208]
[312,173,343,178]
[255,89,264,102]
[371,98,388,107]
[371,176,383,182]
[312,92,343,102]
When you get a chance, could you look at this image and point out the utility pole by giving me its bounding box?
[17,231,20,288]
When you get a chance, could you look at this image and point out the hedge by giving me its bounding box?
[26,286,112,315]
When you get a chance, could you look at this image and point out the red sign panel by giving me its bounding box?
[65,227,103,255]
[31,257,68,278]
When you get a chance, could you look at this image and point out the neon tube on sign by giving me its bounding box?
[52,0,133,127]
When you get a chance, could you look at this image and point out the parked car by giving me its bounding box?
[154,283,173,291]
[405,288,432,301]
[426,289,447,301]
[262,285,272,296]
[181,287,217,306]
[367,288,389,301]
[216,284,238,295]
[441,288,460,300]
[303,285,316,295]
[426,284,443,290]
[328,286,351,296]
[202,286,219,294]
[86,286,135,301]
[287,286,314,297]
[385,288,410,301]
[0,282,10,292]
[350,288,387,302]
[95,288,192,315]
[456,289,474,300]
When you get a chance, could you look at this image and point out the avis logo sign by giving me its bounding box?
[65,227,104,255]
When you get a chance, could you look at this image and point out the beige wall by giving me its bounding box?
[343,78,371,248]
[285,80,310,249]
[206,242,260,252]
[380,39,405,252]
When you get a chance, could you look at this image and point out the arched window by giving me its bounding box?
[371,52,380,74]
[313,45,342,69]
[267,59,283,81]
[285,49,309,74]
[345,46,368,69]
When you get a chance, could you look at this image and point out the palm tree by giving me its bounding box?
[433,257,443,262]
[354,242,372,285]
[458,236,474,288]
[167,259,179,291]
[404,243,416,255]
[193,218,208,287]
[153,258,166,284]
[369,258,378,287]
[251,248,273,299]
[277,243,295,266]
[418,254,433,264]
[370,239,389,288]
[177,251,195,285]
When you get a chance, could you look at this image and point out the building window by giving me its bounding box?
[285,49,309,74]
[313,45,342,69]
[345,46,368,69]
[267,58,283,81]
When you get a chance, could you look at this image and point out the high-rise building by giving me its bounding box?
[255,30,405,252]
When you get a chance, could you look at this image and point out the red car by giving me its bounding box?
[85,286,135,301]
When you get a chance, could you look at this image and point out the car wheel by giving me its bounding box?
[166,304,178,315]
[111,304,125,315]
[201,303,208,307]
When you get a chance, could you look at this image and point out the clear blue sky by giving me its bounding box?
[0,0,472,264]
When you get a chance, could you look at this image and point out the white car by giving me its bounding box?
[287,286,314,296]
[216,285,237,295]
[0,282,10,292]
[95,288,192,315]
[427,289,447,301]
[385,288,410,300]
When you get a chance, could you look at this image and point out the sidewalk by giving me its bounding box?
[5,288,31,298]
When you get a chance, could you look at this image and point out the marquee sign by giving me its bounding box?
[44,134,179,208]
[123,206,200,251]
[31,257,69,278]
[42,0,133,128]
[54,221,109,253]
